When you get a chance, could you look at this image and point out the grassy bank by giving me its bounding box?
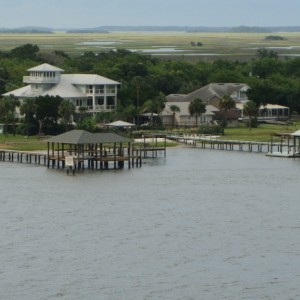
[0,135,48,151]
[1,123,299,151]
[222,123,299,142]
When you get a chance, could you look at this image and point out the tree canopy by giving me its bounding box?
[1,44,300,136]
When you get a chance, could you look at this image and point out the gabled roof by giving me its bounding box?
[47,130,133,144]
[184,83,249,103]
[27,63,64,72]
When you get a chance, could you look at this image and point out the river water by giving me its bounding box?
[1,147,300,300]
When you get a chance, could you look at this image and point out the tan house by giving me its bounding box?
[161,103,219,127]
[161,83,249,127]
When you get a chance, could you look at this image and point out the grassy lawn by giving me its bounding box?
[0,134,48,151]
[1,123,300,151]
[222,123,299,142]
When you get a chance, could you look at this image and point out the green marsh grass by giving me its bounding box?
[2,31,300,59]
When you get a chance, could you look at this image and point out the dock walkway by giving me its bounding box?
[167,134,300,157]
[0,149,47,165]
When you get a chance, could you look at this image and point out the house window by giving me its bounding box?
[96,96,104,105]
[107,96,115,106]
[86,85,93,93]
[76,99,83,107]
[107,86,116,93]
[87,97,93,107]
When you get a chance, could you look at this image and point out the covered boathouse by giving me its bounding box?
[46,130,141,171]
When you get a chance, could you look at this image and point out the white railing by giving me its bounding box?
[76,105,116,113]
[23,76,59,84]
[95,89,105,94]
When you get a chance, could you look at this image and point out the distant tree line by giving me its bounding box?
[265,35,287,41]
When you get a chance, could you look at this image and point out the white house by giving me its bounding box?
[3,63,120,114]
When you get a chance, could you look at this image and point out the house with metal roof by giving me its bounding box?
[3,63,120,114]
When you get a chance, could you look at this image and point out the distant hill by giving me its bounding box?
[66,29,109,33]
[229,26,272,33]
[2,25,300,33]
[0,26,53,33]
[72,26,300,33]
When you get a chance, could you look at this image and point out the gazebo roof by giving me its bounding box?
[47,130,133,144]
[290,130,300,137]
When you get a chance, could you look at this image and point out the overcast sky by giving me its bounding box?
[0,0,299,28]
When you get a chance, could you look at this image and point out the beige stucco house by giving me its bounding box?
[161,83,249,127]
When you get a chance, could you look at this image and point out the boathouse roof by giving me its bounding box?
[47,130,133,144]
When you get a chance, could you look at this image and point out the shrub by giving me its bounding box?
[198,124,224,135]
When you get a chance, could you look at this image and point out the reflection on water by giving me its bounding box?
[1,148,300,300]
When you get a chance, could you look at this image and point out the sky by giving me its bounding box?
[0,0,300,28]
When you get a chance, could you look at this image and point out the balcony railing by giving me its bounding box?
[76,105,115,113]
[23,76,59,84]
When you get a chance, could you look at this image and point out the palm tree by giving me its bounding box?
[142,99,156,126]
[218,95,236,126]
[142,94,165,127]
[188,98,206,127]
[169,105,180,128]
[243,100,258,130]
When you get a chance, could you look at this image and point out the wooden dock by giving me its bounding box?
[168,134,300,156]
[0,150,47,165]
[0,148,142,171]
[135,133,167,158]
[0,131,168,173]
[47,147,142,171]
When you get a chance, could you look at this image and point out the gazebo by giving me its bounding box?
[46,130,141,170]
[290,130,300,154]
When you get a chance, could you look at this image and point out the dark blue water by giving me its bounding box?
[1,147,300,300]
